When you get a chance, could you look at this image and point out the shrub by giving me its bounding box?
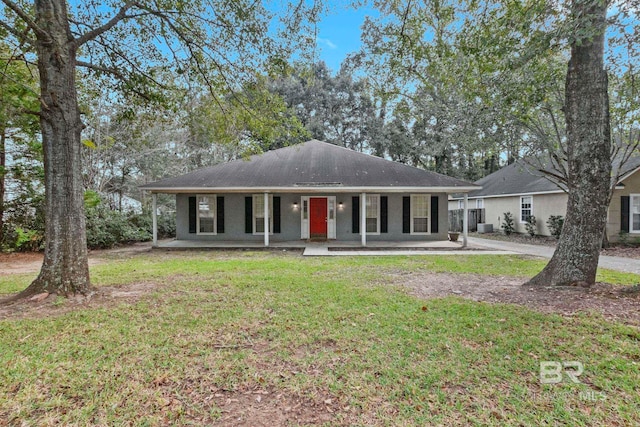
[525,215,537,237]
[85,205,151,249]
[501,212,515,235]
[130,212,176,239]
[546,215,564,239]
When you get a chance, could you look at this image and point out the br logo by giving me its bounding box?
[540,361,583,384]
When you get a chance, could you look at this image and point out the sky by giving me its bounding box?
[312,5,378,73]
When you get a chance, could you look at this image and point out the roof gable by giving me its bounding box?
[141,139,478,192]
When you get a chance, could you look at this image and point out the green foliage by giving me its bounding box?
[525,215,537,237]
[546,215,564,239]
[501,212,515,235]
[85,204,151,249]
[13,227,43,252]
[129,211,176,239]
[83,190,101,209]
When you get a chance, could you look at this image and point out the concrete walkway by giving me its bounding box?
[302,243,515,257]
[468,236,640,275]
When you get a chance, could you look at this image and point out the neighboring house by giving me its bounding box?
[141,139,479,246]
[448,157,640,241]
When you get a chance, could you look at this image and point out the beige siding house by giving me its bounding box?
[449,159,640,241]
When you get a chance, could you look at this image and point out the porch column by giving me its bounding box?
[361,192,367,246]
[152,193,158,247]
[462,193,468,248]
[264,192,269,247]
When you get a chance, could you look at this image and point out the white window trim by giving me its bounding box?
[630,194,640,233]
[458,200,464,209]
[301,196,337,239]
[196,194,217,235]
[410,194,431,235]
[476,198,484,209]
[365,194,381,235]
[520,195,533,224]
[253,194,274,235]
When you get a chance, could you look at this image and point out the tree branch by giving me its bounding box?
[0,0,49,40]
[72,1,138,48]
[0,19,36,46]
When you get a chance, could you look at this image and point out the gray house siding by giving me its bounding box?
[176,192,449,242]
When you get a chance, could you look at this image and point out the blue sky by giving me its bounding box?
[313,5,378,72]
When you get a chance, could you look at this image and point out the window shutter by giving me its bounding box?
[188,196,197,234]
[430,196,439,233]
[216,196,225,233]
[352,196,360,233]
[621,196,630,233]
[402,196,410,233]
[380,196,388,233]
[273,196,281,233]
[245,197,253,233]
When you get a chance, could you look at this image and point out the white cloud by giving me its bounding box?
[317,37,337,49]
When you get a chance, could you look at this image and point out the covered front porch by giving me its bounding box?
[149,193,474,248]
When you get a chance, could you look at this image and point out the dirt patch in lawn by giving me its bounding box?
[206,388,343,426]
[0,242,154,277]
[393,272,640,326]
[0,282,160,320]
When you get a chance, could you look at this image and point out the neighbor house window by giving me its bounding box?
[197,195,216,234]
[411,194,430,234]
[366,195,380,233]
[632,195,640,232]
[458,200,464,209]
[520,196,533,223]
[253,194,273,234]
[476,199,484,209]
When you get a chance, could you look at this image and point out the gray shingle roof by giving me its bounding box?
[469,161,560,198]
[458,155,640,199]
[141,139,479,192]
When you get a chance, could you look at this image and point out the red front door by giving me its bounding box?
[309,198,328,239]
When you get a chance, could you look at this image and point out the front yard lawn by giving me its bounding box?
[0,252,638,425]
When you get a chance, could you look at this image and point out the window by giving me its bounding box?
[197,195,216,234]
[476,199,484,209]
[411,194,430,234]
[520,196,533,223]
[366,195,380,234]
[632,195,640,232]
[253,194,273,234]
[458,200,464,209]
[302,199,308,220]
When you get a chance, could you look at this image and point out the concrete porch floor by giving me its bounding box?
[156,239,516,256]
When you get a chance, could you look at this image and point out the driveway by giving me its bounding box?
[467,236,640,275]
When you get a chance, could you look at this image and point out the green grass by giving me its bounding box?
[0,252,639,425]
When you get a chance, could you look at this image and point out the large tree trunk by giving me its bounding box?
[19,0,91,297]
[0,129,5,245]
[526,0,610,287]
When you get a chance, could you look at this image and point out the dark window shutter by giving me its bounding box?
[402,196,410,233]
[245,197,253,233]
[431,195,439,233]
[273,196,281,233]
[381,196,388,233]
[188,196,197,234]
[216,196,225,233]
[621,196,630,233]
[352,196,360,233]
